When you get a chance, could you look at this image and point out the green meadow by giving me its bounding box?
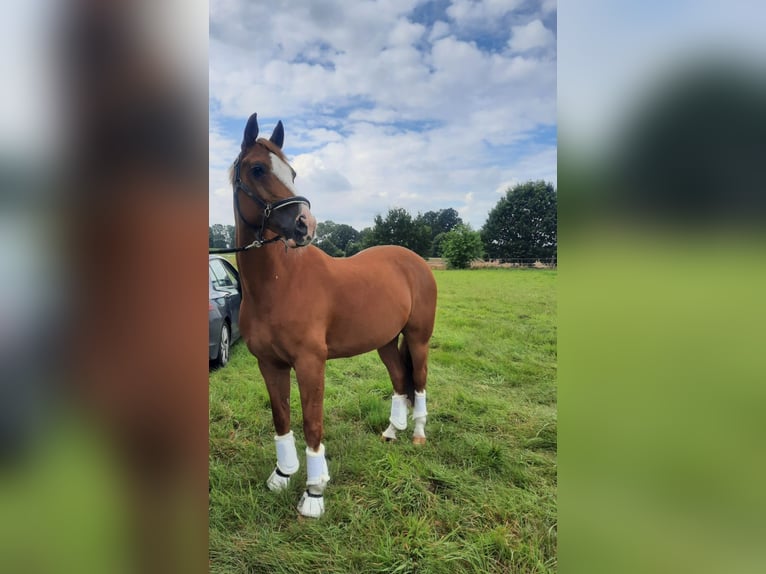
[209,268,557,573]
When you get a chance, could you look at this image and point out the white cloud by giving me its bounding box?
[541,0,557,15]
[494,179,519,194]
[388,18,426,47]
[209,0,556,230]
[209,123,239,168]
[428,21,451,43]
[508,19,556,53]
[1,0,59,154]
[446,0,525,29]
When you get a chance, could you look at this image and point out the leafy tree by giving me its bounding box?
[318,238,343,257]
[413,213,433,251]
[315,220,361,257]
[315,220,337,241]
[481,181,557,262]
[209,224,228,248]
[431,232,448,257]
[368,208,432,257]
[345,241,363,257]
[420,208,462,237]
[358,227,374,249]
[315,221,338,255]
[420,208,463,255]
[441,224,484,269]
[224,225,235,248]
[332,224,360,255]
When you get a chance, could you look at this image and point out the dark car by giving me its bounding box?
[209,255,242,367]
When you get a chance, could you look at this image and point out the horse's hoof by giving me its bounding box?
[297,490,325,518]
[412,436,426,445]
[266,468,291,491]
[381,435,396,442]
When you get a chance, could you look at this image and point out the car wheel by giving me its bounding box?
[214,322,231,368]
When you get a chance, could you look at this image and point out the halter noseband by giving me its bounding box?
[233,156,312,249]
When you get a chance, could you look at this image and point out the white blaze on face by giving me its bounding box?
[269,152,297,194]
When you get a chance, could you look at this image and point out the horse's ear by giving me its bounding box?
[242,113,259,152]
[270,120,284,149]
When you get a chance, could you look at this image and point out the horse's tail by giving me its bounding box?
[399,333,416,407]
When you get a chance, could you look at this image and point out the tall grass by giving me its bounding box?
[210,269,557,573]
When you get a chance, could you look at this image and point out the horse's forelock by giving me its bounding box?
[256,138,288,162]
[229,139,289,186]
[228,161,238,186]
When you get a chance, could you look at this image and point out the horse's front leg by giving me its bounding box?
[259,359,299,492]
[294,355,330,518]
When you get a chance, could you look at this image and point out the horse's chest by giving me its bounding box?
[243,328,287,364]
[242,308,312,364]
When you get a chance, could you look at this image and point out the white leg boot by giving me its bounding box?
[382,393,409,441]
[412,390,427,445]
[297,444,330,518]
[266,430,299,491]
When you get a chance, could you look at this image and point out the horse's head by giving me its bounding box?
[232,113,316,248]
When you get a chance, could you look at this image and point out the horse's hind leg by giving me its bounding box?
[259,360,300,492]
[377,337,410,442]
[406,334,430,445]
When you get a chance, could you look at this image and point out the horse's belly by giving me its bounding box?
[325,302,407,358]
[326,336,384,359]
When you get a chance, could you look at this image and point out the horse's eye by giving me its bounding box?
[251,164,267,178]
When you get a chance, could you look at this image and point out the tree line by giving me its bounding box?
[209,180,556,268]
[209,224,235,249]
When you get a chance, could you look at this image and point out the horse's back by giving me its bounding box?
[342,245,436,302]
[345,245,432,276]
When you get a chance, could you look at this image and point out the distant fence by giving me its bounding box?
[427,257,557,270]
[471,257,557,269]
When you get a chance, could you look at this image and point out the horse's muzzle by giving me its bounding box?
[292,205,317,247]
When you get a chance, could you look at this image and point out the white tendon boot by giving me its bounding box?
[382,393,409,441]
[297,444,330,518]
[412,390,427,445]
[266,431,299,491]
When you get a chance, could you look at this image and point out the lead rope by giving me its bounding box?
[209,193,281,253]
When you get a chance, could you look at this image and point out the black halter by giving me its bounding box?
[211,157,312,253]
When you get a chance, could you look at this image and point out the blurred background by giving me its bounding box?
[0,1,208,573]
[559,1,766,573]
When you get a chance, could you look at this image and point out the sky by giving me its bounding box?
[209,0,557,231]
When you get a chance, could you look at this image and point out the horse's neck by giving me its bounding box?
[236,223,306,293]
[238,240,301,298]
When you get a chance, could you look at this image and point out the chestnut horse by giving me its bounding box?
[231,113,437,518]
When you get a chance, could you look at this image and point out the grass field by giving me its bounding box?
[209,268,557,573]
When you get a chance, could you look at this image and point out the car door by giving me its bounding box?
[220,260,242,340]
[209,259,242,340]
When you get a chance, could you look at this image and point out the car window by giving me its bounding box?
[210,260,235,290]
[222,263,239,290]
